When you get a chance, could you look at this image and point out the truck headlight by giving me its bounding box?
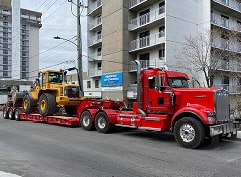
[207,111,216,124]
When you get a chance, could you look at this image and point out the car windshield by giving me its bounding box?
[168,78,189,88]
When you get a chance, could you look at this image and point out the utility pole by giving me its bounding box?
[76,0,83,96]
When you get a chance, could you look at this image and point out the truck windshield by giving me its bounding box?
[49,72,63,83]
[168,78,189,88]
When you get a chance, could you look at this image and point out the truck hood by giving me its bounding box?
[171,87,216,111]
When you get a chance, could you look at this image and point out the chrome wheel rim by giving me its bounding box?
[98,117,106,129]
[82,116,90,127]
[180,124,195,143]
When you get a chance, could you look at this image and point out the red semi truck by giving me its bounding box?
[2,61,240,148]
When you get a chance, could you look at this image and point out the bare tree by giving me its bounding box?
[176,28,241,88]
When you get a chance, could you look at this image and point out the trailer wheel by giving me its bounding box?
[80,111,94,131]
[38,93,56,116]
[15,109,20,121]
[3,107,9,119]
[174,117,205,149]
[22,94,36,114]
[8,108,15,120]
[95,112,114,133]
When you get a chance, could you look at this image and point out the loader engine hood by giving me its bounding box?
[172,87,230,122]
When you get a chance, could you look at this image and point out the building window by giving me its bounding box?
[221,56,229,70]
[97,31,101,40]
[221,0,229,5]
[139,31,150,48]
[159,2,165,14]
[221,76,229,90]
[87,81,91,88]
[159,49,165,59]
[97,47,102,56]
[95,79,99,88]
[97,62,102,70]
[97,15,101,25]
[139,9,150,26]
[159,26,165,37]
[221,15,229,28]
[139,53,149,69]
[3,22,8,26]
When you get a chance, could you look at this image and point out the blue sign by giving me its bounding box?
[101,72,123,86]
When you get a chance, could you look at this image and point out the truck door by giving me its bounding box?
[147,75,173,114]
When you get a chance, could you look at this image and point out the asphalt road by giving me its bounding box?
[1,114,241,177]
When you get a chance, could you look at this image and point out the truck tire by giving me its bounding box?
[38,93,56,116]
[174,117,205,149]
[8,107,15,120]
[80,111,94,131]
[22,94,36,114]
[15,109,20,121]
[3,107,9,119]
[95,112,114,133]
[65,107,77,115]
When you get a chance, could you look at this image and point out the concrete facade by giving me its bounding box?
[87,0,241,103]
[0,0,42,82]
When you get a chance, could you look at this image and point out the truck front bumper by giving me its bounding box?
[210,122,239,137]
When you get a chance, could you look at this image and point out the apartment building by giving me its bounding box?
[0,0,42,81]
[86,0,241,102]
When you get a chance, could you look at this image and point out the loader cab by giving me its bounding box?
[39,70,67,88]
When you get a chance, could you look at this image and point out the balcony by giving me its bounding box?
[88,35,102,47]
[88,52,102,61]
[129,33,165,52]
[213,84,241,94]
[88,0,102,16]
[129,59,165,72]
[128,6,165,31]
[127,84,137,99]
[211,13,241,32]
[88,18,102,31]
[88,68,102,77]
[212,0,241,18]
[129,0,159,11]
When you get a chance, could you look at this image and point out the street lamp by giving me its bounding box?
[53,35,83,96]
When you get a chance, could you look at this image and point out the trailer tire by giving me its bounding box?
[95,112,114,133]
[8,107,15,120]
[15,109,20,121]
[22,94,36,114]
[174,117,205,149]
[3,107,9,119]
[39,93,57,116]
[80,111,94,131]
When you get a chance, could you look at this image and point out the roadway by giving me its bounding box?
[1,113,241,177]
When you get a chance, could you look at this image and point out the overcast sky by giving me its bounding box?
[20,0,88,71]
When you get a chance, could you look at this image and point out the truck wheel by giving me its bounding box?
[8,108,15,120]
[3,107,9,119]
[22,94,36,114]
[65,107,77,115]
[38,93,56,116]
[95,112,114,133]
[174,117,205,149]
[80,111,94,131]
[15,109,20,121]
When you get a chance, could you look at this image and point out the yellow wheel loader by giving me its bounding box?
[21,68,83,116]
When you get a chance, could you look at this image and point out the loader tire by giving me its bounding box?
[22,94,36,114]
[38,93,56,116]
[174,117,205,149]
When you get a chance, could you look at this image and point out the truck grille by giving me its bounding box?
[214,89,230,122]
[64,86,80,98]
